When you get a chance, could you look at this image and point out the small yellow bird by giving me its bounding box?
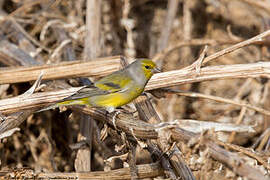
[41,59,160,113]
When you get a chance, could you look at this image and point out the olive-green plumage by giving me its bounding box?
[42,59,159,113]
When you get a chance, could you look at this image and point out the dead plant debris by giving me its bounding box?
[0,0,269,180]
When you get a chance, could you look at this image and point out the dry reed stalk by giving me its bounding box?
[70,107,268,180]
[1,162,163,179]
[1,61,270,114]
[0,56,121,84]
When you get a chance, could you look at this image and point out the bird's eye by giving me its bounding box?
[145,65,150,69]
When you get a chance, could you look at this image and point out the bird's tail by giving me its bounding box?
[37,99,88,113]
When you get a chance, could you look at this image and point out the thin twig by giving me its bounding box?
[202,29,270,64]
[153,29,270,65]
[175,91,270,116]
[216,140,270,170]
[228,107,247,143]
[152,38,240,62]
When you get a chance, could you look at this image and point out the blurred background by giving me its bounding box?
[0,0,269,179]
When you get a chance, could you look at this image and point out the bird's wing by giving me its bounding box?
[62,71,133,101]
[62,85,110,101]
[94,71,132,93]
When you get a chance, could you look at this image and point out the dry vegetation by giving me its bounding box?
[0,0,270,179]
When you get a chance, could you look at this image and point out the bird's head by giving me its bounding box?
[139,59,161,80]
[126,59,161,85]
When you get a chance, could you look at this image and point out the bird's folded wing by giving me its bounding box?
[63,71,132,101]
[94,72,131,93]
[62,85,110,101]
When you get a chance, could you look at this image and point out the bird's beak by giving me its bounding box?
[153,67,161,73]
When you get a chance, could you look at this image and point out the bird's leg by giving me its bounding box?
[105,107,120,130]
[112,110,121,130]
